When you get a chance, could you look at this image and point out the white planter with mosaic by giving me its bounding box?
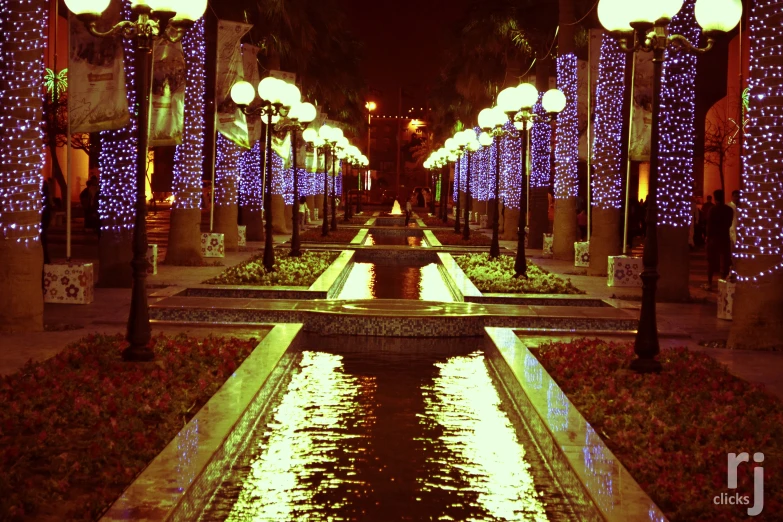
[313,208,318,221]
[574,241,590,267]
[43,263,94,304]
[237,225,247,247]
[480,215,488,229]
[543,233,554,257]
[201,232,225,258]
[147,244,158,275]
[608,255,643,287]
[718,279,735,320]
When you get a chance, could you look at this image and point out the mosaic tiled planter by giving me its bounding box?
[480,215,489,229]
[43,263,94,304]
[147,244,158,275]
[574,241,590,267]
[718,279,735,320]
[237,225,246,247]
[313,208,318,221]
[608,255,643,287]
[201,233,225,258]
[543,234,554,257]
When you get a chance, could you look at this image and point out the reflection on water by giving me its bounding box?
[337,261,454,301]
[200,342,573,521]
[364,233,424,246]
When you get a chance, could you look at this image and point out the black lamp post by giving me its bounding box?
[231,77,301,272]
[280,103,316,257]
[65,0,204,362]
[497,84,566,277]
[598,0,741,373]
[479,107,507,259]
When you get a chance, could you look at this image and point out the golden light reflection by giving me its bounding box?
[337,262,375,300]
[221,351,373,521]
[420,352,550,521]
[419,263,455,302]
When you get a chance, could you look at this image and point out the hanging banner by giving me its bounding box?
[68,0,129,133]
[216,20,253,148]
[629,50,654,161]
[271,132,291,165]
[241,44,262,146]
[150,39,185,146]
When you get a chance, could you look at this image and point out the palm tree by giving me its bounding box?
[728,0,783,350]
[0,0,47,331]
[166,19,206,265]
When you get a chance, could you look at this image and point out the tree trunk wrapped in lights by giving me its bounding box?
[0,0,47,331]
[588,35,628,276]
[528,57,553,249]
[214,133,240,250]
[655,0,699,302]
[239,140,264,241]
[728,0,783,351]
[166,18,206,265]
[552,0,579,260]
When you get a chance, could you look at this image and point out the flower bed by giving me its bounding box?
[204,250,338,286]
[434,231,493,246]
[534,339,783,521]
[454,253,582,294]
[298,228,358,243]
[0,333,259,521]
[420,215,455,227]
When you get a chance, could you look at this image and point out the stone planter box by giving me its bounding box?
[574,241,590,267]
[200,233,225,258]
[718,279,735,320]
[543,234,554,257]
[147,244,158,275]
[480,214,488,229]
[607,255,642,287]
[237,225,246,247]
[43,263,94,304]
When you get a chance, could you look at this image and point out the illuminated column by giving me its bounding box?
[239,140,264,240]
[589,35,627,275]
[552,53,580,259]
[214,134,241,250]
[0,0,47,331]
[501,121,522,240]
[270,151,290,233]
[728,0,783,350]
[167,18,206,264]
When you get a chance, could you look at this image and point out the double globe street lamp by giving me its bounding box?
[478,105,511,259]
[65,0,207,362]
[231,76,304,269]
[497,84,566,278]
[598,0,742,372]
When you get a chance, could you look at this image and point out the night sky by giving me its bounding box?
[344,0,471,116]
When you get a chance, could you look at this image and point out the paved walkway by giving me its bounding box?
[3,215,782,400]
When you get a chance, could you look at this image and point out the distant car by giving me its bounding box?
[346,189,370,204]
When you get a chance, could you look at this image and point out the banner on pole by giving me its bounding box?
[68,0,129,133]
[242,44,262,147]
[629,51,654,161]
[149,39,185,146]
[216,20,253,148]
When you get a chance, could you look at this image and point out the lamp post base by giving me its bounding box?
[628,357,662,374]
[122,344,154,362]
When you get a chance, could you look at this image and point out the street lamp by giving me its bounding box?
[479,105,510,258]
[333,136,349,231]
[457,130,480,240]
[343,145,361,221]
[445,137,463,233]
[302,128,328,235]
[316,124,339,236]
[497,84,566,277]
[231,76,301,271]
[598,0,741,373]
[365,100,376,173]
[65,0,206,362]
[281,101,317,256]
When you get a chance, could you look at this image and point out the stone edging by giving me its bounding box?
[484,327,669,522]
[100,324,303,522]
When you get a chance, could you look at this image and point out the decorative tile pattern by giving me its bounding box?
[543,234,554,257]
[464,294,610,307]
[147,244,158,275]
[607,256,643,287]
[43,263,94,304]
[237,225,246,247]
[574,241,590,267]
[718,279,735,320]
[200,233,225,258]
[369,227,424,238]
[375,216,406,227]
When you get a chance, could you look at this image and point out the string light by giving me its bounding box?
[98,0,137,232]
[500,121,522,209]
[171,18,205,210]
[657,0,700,227]
[0,0,48,243]
[591,35,627,210]
[734,0,783,282]
[554,54,579,199]
[215,133,241,205]
[531,99,553,189]
[239,140,262,211]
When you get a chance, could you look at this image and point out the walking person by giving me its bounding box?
[405,198,412,227]
[298,196,308,229]
[728,190,740,246]
[702,189,734,291]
